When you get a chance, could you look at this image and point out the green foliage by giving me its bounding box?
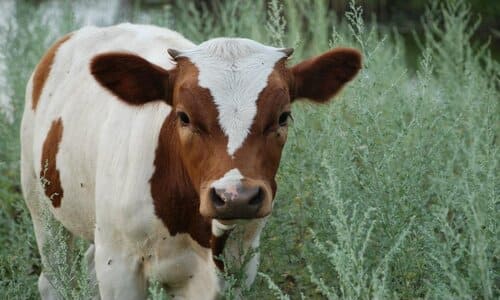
[38,163,96,299]
[147,281,170,300]
[40,206,97,300]
[0,0,498,299]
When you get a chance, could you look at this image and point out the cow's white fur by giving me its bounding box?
[21,24,267,300]
[180,38,286,156]
[212,219,236,237]
[211,168,244,190]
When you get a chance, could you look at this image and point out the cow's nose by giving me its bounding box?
[210,184,263,219]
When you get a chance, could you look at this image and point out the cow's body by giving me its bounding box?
[21,24,361,299]
[21,24,251,299]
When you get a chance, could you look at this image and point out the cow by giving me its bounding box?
[20,23,361,299]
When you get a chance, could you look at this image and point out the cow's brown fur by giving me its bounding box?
[32,34,72,110]
[40,118,64,207]
[291,48,362,102]
[150,111,211,248]
[90,52,174,105]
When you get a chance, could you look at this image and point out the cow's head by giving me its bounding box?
[91,38,361,222]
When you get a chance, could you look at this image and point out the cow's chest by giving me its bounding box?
[144,234,215,286]
[141,231,219,293]
[93,181,215,280]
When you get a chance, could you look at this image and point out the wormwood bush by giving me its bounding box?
[292,1,499,299]
[39,200,97,299]
[0,0,498,299]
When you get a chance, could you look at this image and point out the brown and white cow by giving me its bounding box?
[21,23,361,299]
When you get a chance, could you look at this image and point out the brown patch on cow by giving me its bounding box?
[149,112,213,249]
[40,118,64,207]
[90,52,174,105]
[32,34,72,110]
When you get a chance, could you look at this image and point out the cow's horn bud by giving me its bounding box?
[280,48,294,57]
[167,49,182,59]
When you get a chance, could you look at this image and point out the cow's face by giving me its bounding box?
[91,38,361,221]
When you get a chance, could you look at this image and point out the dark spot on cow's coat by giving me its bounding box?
[40,118,64,207]
[32,34,72,110]
[107,259,112,265]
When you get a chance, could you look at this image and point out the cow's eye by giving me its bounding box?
[177,111,190,126]
[278,111,292,127]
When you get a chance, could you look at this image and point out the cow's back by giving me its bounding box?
[21,24,196,240]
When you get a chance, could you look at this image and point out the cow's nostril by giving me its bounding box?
[248,188,263,206]
[211,188,225,207]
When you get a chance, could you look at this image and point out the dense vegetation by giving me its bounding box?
[0,0,498,299]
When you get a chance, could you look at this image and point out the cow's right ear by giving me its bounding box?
[90,53,173,105]
[290,48,361,103]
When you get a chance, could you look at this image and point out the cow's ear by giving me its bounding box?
[90,53,173,105]
[290,48,362,103]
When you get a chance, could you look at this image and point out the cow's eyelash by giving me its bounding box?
[176,111,191,126]
[262,112,292,135]
[176,111,209,135]
[278,111,292,126]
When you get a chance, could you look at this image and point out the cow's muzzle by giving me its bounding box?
[200,180,272,220]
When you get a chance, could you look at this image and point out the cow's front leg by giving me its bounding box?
[94,236,147,300]
[222,218,268,288]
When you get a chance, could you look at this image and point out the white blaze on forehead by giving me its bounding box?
[181,38,286,156]
[211,168,243,189]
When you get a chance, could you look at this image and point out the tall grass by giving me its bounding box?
[0,0,498,299]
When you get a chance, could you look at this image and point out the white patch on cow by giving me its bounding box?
[212,219,236,237]
[211,168,244,190]
[180,38,286,156]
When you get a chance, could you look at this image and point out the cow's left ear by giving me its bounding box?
[90,53,173,105]
[290,48,362,102]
